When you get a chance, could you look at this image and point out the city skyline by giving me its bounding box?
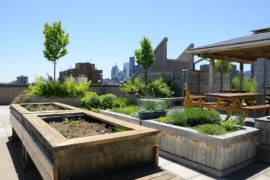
[2,0,269,83]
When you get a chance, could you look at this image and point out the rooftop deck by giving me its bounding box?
[1,105,270,180]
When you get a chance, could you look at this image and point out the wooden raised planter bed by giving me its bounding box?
[141,120,259,177]
[10,107,159,180]
[10,102,82,123]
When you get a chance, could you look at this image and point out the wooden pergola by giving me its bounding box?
[186,28,270,104]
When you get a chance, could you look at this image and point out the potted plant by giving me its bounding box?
[138,100,167,120]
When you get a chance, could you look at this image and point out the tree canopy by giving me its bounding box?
[43,21,69,80]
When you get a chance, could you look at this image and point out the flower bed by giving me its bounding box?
[10,108,159,179]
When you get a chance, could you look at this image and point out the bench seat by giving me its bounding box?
[242,105,270,117]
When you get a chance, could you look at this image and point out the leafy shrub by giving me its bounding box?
[232,77,257,93]
[142,101,158,111]
[110,105,138,116]
[120,77,173,98]
[221,113,245,131]
[184,108,221,126]
[113,98,128,108]
[85,92,100,109]
[158,109,221,127]
[99,94,116,109]
[25,74,91,98]
[81,92,98,107]
[90,108,100,113]
[195,124,227,135]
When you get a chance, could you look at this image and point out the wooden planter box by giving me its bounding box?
[141,120,259,177]
[10,103,82,123]
[10,108,159,180]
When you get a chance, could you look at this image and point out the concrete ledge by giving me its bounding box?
[141,120,259,147]
[160,150,257,178]
[99,110,140,125]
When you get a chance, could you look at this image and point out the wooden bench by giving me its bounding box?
[241,105,270,118]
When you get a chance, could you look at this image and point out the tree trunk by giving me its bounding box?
[144,68,147,95]
[54,61,56,81]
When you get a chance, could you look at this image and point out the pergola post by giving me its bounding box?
[256,58,266,105]
[239,63,244,90]
[209,59,214,93]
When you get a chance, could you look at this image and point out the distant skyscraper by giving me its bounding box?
[129,57,135,77]
[123,62,130,78]
[111,64,119,79]
[231,64,239,78]
[17,75,28,85]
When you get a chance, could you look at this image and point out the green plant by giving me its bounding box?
[85,92,100,109]
[142,101,158,111]
[232,77,257,93]
[113,126,127,132]
[195,124,227,135]
[134,36,155,86]
[120,77,173,98]
[81,92,99,108]
[113,98,128,108]
[99,94,116,109]
[221,119,240,131]
[146,77,173,97]
[165,110,187,126]
[43,21,69,80]
[184,108,221,126]
[110,105,138,115]
[90,108,100,113]
[25,74,91,98]
[214,60,232,73]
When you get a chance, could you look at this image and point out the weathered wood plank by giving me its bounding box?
[22,127,57,180]
[54,135,158,165]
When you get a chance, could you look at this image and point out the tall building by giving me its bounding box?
[123,62,130,78]
[200,64,209,71]
[129,57,135,77]
[231,64,239,78]
[111,64,119,79]
[59,62,102,84]
[17,75,28,85]
[252,61,270,87]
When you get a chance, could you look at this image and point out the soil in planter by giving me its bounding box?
[24,104,68,112]
[45,115,127,139]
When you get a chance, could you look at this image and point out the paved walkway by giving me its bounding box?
[1,105,270,180]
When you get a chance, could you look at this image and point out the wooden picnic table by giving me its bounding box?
[204,93,262,117]
[219,90,247,93]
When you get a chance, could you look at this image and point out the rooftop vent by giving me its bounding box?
[251,27,270,34]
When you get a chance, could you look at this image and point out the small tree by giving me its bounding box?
[134,37,155,86]
[214,60,232,73]
[43,21,69,81]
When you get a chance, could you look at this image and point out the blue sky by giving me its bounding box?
[1,0,269,83]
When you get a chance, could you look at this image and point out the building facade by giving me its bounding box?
[59,62,102,84]
[252,61,270,87]
[111,64,119,79]
[200,64,209,72]
[123,62,130,78]
[17,75,28,85]
[129,57,135,77]
[133,37,194,77]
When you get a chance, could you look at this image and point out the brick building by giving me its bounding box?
[59,62,102,84]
